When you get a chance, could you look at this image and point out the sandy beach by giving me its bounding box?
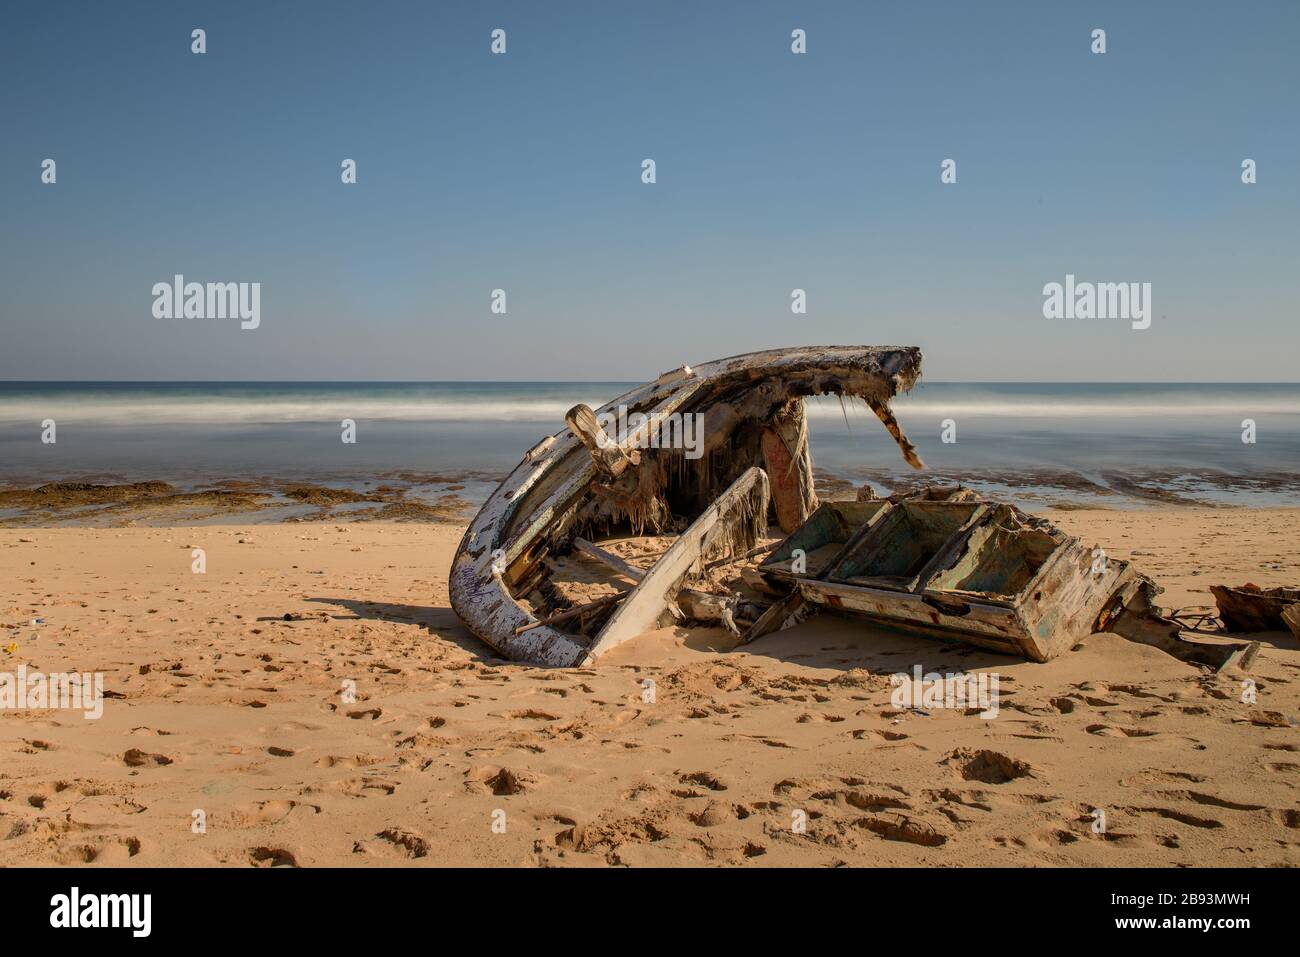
[2,507,1297,867]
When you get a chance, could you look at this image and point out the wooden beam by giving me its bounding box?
[1283,603,1300,640]
[572,537,646,582]
[513,591,626,635]
[676,588,740,635]
[741,589,807,644]
[761,400,818,533]
[865,397,924,470]
[565,404,639,478]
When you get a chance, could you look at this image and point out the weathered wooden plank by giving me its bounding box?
[799,578,1029,654]
[513,591,627,635]
[761,401,817,533]
[741,589,808,643]
[1283,603,1300,640]
[865,397,924,469]
[565,404,639,478]
[675,588,740,635]
[572,537,646,582]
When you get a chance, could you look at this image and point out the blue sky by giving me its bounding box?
[1,0,1296,381]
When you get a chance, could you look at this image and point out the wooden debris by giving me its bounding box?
[1210,584,1300,633]
[571,537,646,582]
[703,542,778,573]
[864,397,924,470]
[1282,603,1300,640]
[675,588,740,635]
[513,591,627,636]
[565,403,640,479]
[525,436,556,462]
[582,467,769,663]
[742,590,809,644]
[1104,579,1258,672]
[761,400,818,533]
[764,495,1260,670]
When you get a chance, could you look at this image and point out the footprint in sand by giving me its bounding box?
[690,800,740,827]
[1119,769,1206,787]
[314,753,384,769]
[1085,723,1158,738]
[123,748,174,767]
[1271,809,1300,829]
[229,799,320,826]
[857,812,949,847]
[353,827,429,858]
[811,787,911,812]
[1125,806,1224,829]
[943,749,1033,784]
[679,771,729,792]
[55,836,142,864]
[993,828,1080,850]
[1110,684,1174,702]
[248,846,298,867]
[304,776,397,798]
[1157,790,1265,811]
[464,765,532,795]
[850,729,909,742]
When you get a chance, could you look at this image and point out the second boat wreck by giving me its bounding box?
[448,345,1258,672]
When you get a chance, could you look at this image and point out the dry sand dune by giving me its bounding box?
[1,509,1297,867]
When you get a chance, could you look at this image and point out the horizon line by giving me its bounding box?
[2,379,1300,387]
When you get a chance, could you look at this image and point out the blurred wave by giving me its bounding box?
[2,382,1298,425]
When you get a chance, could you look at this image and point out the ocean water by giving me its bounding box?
[0,381,1297,508]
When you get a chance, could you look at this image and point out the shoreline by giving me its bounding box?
[5,467,1300,528]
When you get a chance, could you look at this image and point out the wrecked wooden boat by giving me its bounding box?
[748,498,1258,671]
[449,346,925,666]
[1210,584,1300,633]
[450,344,1258,673]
